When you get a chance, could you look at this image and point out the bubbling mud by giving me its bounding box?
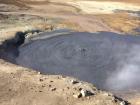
[14,30,140,91]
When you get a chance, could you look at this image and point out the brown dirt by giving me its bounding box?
[96,13,140,35]
[0,59,125,105]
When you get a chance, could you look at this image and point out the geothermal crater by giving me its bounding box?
[10,30,140,91]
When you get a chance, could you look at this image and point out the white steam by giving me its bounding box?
[106,45,140,90]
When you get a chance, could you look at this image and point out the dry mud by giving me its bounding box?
[15,30,140,91]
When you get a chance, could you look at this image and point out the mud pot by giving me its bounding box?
[1,29,140,97]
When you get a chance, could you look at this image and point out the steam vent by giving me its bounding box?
[15,30,140,91]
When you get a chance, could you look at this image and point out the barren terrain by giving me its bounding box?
[0,0,140,105]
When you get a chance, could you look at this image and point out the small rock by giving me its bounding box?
[80,89,86,97]
[87,96,90,99]
[39,78,43,82]
[33,32,38,35]
[79,88,82,91]
[50,80,53,83]
[111,96,116,101]
[73,87,77,90]
[26,33,32,38]
[48,85,51,87]
[57,76,60,79]
[51,88,56,91]
[73,93,82,98]
[80,89,94,97]
[67,87,70,89]
[70,80,79,84]
[39,90,43,92]
[120,101,126,105]
[111,96,117,103]
[42,85,46,87]
[103,92,113,97]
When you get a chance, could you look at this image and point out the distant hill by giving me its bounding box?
[1,0,140,5]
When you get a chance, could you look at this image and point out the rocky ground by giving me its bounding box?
[0,59,130,105]
[0,0,140,105]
